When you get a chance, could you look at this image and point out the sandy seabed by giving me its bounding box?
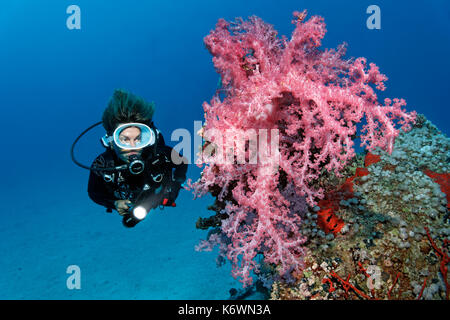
[0,173,239,300]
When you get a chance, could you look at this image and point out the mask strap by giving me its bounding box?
[101,135,113,148]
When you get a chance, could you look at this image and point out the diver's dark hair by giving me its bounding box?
[102,89,156,135]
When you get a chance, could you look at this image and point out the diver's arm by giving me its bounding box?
[160,145,188,205]
[164,145,188,184]
[149,123,184,181]
[173,160,188,184]
[87,168,117,210]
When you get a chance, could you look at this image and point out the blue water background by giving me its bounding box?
[0,0,448,299]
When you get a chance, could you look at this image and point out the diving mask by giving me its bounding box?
[101,123,156,150]
[71,121,160,176]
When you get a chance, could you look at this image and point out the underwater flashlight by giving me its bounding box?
[132,205,148,220]
[122,203,151,228]
[121,180,177,228]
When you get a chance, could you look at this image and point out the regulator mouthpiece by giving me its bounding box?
[128,155,145,175]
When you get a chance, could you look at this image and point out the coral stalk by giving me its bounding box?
[424,227,449,299]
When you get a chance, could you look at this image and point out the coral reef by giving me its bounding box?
[270,115,449,300]
[189,10,416,288]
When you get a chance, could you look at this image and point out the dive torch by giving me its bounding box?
[121,184,177,228]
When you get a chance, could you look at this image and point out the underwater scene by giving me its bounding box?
[0,0,449,301]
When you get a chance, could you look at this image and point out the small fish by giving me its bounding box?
[295,10,307,23]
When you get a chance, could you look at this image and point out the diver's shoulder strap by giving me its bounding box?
[91,150,119,181]
[149,121,166,148]
[91,150,112,169]
[145,150,174,185]
[146,151,172,169]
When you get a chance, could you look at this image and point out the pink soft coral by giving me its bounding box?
[190,10,416,287]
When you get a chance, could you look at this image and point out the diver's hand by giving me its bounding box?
[114,200,132,216]
[164,181,182,206]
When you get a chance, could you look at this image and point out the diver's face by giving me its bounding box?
[114,126,143,163]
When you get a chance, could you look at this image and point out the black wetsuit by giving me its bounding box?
[88,129,188,212]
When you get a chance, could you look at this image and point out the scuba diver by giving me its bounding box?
[71,89,188,227]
